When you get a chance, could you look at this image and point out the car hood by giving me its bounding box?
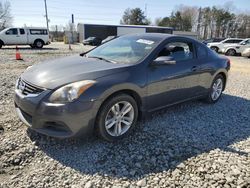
[21,55,129,89]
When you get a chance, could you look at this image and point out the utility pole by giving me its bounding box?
[71,14,74,44]
[44,0,49,37]
[55,25,58,40]
[144,4,147,17]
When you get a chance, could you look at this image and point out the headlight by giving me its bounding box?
[49,80,96,103]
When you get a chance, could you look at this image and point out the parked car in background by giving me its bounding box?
[15,33,230,141]
[101,36,118,44]
[0,27,49,49]
[207,38,244,53]
[202,38,225,45]
[82,37,102,46]
[221,38,250,56]
[242,48,250,58]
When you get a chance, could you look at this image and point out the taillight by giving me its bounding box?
[227,58,230,70]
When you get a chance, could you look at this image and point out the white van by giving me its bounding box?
[0,27,50,49]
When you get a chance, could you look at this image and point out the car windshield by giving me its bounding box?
[86,35,160,64]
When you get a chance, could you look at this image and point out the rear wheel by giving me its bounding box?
[204,75,224,103]
[0,43,2,49]
[226,49,236,56]
[34,40,44,48]
[96,94,138,142]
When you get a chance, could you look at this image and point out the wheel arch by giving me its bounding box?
[94,87,144,127]
[226,47,236,54]
[34,38,45,44]
[213,71,227,91]
[0,39,4,45]
[100,89,142,110]
[210,46,219,50]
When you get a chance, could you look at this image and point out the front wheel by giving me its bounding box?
[205,75,224,103]
[96,94,138,142]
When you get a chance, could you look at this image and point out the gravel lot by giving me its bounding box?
[0,43,250,188]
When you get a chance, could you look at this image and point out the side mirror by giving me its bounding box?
[153,56,176,65]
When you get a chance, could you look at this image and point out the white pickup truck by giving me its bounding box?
[0,27,50,49]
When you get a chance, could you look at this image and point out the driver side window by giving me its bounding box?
[158,41,194,61]
[6,28,18,35]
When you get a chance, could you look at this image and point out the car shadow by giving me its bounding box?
[28,94,250,179]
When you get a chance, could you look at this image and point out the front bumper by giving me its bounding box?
[14,89,98,138]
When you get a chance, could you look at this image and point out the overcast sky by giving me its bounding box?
[9,0,250,29]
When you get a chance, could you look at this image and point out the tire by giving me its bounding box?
[204,74,225,104]
[34,40,44,48]
[0,42,2,49]
[210,46,219,53]
[226,49,236,56]
[96,94,138,142]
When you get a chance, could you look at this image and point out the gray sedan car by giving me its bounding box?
[15,33,230,141]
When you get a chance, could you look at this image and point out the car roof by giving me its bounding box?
[123,33,198,42]
[224,38,244,40]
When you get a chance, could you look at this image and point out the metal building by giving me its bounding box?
[77,23,173,42]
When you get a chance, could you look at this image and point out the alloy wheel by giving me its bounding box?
[227,49,236,56]
[105,101,134,137]
[211,78,223,101]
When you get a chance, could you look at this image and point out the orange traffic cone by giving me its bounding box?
[16,46,23,60]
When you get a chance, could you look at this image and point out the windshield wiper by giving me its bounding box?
[87,56,117,64]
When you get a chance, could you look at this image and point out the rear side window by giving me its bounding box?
[197,44,207,59]
[29,29,48,35]
[158,41,194,61]
[233,40,242,43]
[224,40,234,43]
[20,29,25,35]
[6,28,18,35]
[224,39,242,43]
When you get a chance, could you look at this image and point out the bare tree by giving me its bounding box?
[0,1,12,30]
[175,5,198,31]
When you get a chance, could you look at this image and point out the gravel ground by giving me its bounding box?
[0,43,250,188]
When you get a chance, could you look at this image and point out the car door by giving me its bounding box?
[146,38,201,111]
[3,28,19,44]
[240,40,250,52]
[18,28,27,44]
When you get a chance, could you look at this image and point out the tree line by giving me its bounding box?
[1,0,249,40]
[121,5,250,39]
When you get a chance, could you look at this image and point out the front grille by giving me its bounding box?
[17,78,45,96]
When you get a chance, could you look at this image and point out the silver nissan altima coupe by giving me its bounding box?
[14,33,230,141]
